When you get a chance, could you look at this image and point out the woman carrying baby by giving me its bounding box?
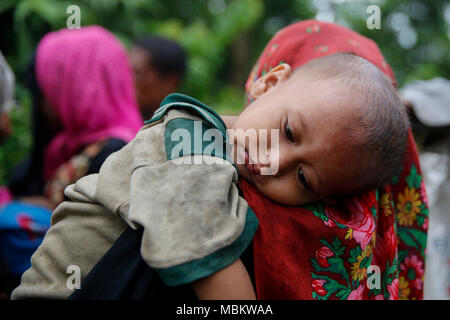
[236,20,428,300]
[11,21,428,301]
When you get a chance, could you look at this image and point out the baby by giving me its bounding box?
[228,52,408,206]
[12,53,408,300]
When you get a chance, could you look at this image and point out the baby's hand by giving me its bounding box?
[191,258,256,300]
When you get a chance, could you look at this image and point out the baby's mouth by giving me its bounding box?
[244,149,262,183]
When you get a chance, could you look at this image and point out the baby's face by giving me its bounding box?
[232,73,366,206]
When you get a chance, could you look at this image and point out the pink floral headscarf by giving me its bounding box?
[36,26,143,180]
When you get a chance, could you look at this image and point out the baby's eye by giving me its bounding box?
[298,169,310,190]
[285,122,294,142]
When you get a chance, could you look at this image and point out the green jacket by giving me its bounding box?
[12,93,258,299]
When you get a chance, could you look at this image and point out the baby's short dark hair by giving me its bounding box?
[292,53,409,191]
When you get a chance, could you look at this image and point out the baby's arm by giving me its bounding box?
[191,258,256,300]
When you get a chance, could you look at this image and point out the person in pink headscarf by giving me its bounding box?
[8,25,143,210]
[1,26,143,298]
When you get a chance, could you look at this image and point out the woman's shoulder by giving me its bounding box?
[87,138,127,175]
[43,138,127,206]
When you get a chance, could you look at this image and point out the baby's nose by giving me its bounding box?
[273,143,300,174]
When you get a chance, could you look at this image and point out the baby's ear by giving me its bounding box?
[249,63,291,100]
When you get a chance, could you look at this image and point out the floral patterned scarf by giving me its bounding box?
[238,20,429,300]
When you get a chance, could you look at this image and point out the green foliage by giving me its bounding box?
[0,0,449,185]
[0,84,31,185]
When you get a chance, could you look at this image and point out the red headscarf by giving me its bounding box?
[36,26,143,180]
[238,20,429,300]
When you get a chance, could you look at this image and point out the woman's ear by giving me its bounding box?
[249,63,292,100]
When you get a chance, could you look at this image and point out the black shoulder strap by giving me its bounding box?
[69,225,255,300]
[68,227,197,300]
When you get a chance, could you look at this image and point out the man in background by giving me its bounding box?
[130,35,186,120]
